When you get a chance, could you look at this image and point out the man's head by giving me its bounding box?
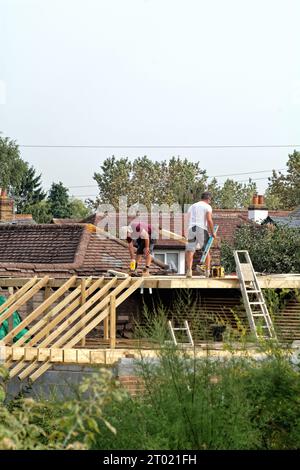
[201,191,212,203]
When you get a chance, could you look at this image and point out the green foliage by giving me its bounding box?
[266,150,300,210]
[1,342,300,450]
[244,355,300,449]
[221,224,300,273]
[47,182,72,219]
[212,178,257,209]
[0,136,27,192]
[0,368,123,450]
[25,200,52,224]
[93,156,207,209]
[69,198,91,219]
[14,165,46,214]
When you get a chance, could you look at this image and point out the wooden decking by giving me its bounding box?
[0,274,299,289]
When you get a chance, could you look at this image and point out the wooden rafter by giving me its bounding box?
[19,277,136,381]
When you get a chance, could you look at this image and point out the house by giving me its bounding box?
[263,206,300,229]
[0,189,35,225]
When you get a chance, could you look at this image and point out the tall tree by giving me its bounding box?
[215,179,257,209]
[48,182,71,218]
[69,198,91,219]
[93,156,132,208]
[14,165,46,213]
[266,151,300,210]
[0,136,27,192]
[166,157,207,208]
[93,156,208,210]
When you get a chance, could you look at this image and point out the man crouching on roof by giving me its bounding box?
[126,216,156,277]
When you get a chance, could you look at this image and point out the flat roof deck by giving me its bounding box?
[142,274,300,289]
[0,274,299,289]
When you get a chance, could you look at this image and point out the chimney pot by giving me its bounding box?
[258,195,264,205]
[252,194,258,205]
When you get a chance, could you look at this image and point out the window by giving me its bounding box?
[154,252,179,271]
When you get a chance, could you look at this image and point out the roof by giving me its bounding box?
[54,209,290,247]
[0,224,161,278]
[82,211,252,246]
[265,206,300,229]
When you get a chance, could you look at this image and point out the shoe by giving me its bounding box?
[186,268,193,278]
[205,270,211,278]
[130,270,141,277]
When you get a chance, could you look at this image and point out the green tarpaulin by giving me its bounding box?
[0,295,29,342]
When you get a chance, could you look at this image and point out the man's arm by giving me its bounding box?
[140,228,150,254]
[127,235,136,259]
[207,212,216,238]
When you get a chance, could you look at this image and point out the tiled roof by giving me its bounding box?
[0,224,161,278]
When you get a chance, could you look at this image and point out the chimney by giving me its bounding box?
[0,189,14,222]
[248,194,268,224]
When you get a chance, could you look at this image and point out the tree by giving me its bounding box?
[47,182,71,219]
[26,200,52,224]
[266,151,300,210]
[165,157,207,208]
[221,224,300,274]
[69,198,91,219]
[0,136,27,192]
[214,179,257,209]
[14,165,46,213]
[93,156,132,208]
[93,156,208,209]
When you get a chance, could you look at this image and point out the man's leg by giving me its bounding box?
[185,251,194,277]
[143,242,155,276]
[136,254,142,269]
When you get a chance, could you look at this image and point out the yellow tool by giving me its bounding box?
[211,266,225,278]
[130,259,136,271]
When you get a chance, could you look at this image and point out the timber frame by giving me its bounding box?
[0,274,299,382]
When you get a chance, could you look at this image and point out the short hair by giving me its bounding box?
[201,191,212,201]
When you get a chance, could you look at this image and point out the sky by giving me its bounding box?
[1,0,300,200]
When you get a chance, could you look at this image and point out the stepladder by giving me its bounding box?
[168,320,194,347]
[234,250,276,340]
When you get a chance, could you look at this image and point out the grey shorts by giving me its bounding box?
[186,226,209,252]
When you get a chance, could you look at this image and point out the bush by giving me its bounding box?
[221,224,300,273]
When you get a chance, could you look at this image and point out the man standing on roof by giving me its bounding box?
[126,218,156,276]
[185,191,216,278]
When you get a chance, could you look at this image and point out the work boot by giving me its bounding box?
[205,269,211,278]
[186,268,193,278]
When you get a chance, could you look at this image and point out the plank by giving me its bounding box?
[80,278,87,347]
[13,277,94,348]
[0,276,50,332]
[7,278,98,376]
[21,278,131,381]
[0,277,37,316]
[110,295,116,349]
[115,278,144,307]
[2,276,75,345]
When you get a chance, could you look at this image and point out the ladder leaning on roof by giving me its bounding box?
[168,320,194,347]
[234,250,276,340]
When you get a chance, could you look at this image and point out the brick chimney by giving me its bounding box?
[248,194,268,224]
[0,189,14,222]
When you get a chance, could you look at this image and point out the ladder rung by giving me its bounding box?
[253,314,266,317]
[249,301,265,305]
[246,290,260,293]
[173,328,188,331]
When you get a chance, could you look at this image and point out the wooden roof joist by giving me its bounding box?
[2,276,143,382]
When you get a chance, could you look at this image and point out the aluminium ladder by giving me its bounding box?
[168,320,194,347]
[233,250,276,339]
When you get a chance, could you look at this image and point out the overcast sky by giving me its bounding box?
[1,0,300,199]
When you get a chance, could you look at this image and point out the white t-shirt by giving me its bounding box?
[188,201,212,230]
